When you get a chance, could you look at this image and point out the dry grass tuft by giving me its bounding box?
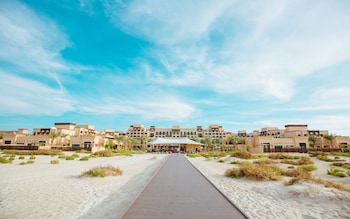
[225,162,282,181]
[231,151,257,159]
[81,165,123,177]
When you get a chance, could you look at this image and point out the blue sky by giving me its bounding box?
[1,0,350,135]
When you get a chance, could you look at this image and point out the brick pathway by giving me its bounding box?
[121,154,249,219]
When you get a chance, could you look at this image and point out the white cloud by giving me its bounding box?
[104,0,350,102]
[0,72,75,115]
[0,0,70,74]
[77,94,196,121]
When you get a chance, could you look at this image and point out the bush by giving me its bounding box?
[72,153,80,158]
[342,163,350,170]
[300,164,317,172]
[20,162,27,165]
[218,159,224,163]
[65,156,75,160]
[93,150,115,157]
[253,159,278,165]
[231,151,257,159]
[327,168,347,177]
[225,162,282,181]
[26,160,35,164]
[79,156,89,161]
[81,165,123,177]
[58,155,66,159]
[268,153,300,160]
[281,157,314,165]
[283,167,312,179]
[317,155,334,162]
[3,149,63,156]
[30,155,36,160]
[230,160,241,164]
[0,156,12,164]
[50,159,60,164]
[18,156,25,160]
[187,153,200,158]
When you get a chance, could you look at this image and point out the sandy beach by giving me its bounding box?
[0,152,168,219]
[1,152,350,219]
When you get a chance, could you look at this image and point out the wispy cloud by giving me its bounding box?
[77,95,196,121]
[0,0,70,75]
[104,0,350,102]
[0,71,75,115]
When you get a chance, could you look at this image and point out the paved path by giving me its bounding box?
[121,154,248,219]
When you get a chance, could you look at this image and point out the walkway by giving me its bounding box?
[121,154,248,219]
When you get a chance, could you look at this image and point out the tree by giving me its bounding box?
[203,137,214,151]
[49,132,61,147]
[115,135,126,150]
[308,135,318,148]
[324,134,335,148]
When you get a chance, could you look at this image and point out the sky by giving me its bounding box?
[1,0,350,135]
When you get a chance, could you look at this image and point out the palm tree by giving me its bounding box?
[324,134,335,148]
[308,135,318,148]
[203,137,213,151]
[49,132,61,147]
[115,135,126,150]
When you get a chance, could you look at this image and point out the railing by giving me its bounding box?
[263,148,342,153]
[0,145,39,150]
[51,146,91,151]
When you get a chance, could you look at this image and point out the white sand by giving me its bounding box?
[1,152,350,219]
[187,155,350,219]
[0,152,168,219]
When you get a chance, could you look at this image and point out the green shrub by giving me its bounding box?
[218,159,224,163]
[317,155,334,162]
[80,165,123,177]
[281,157,314,165]
[231,151,257,159]
[50,160,60,164]
[79,156,89,161]
[72,153,80,158]
[58,155,66,159]
[20,162,27,165]
[26,160,35,164]
[18,156,25,160]
[0,156,12,164]
[327,168,347,177]
[186,153,200,158]
[3,149,62,156]
[300,164,317,172]
[29,155,35,160]
[342,163,350,170]
[93,150,115,157]
[9,157,15,161]
[65,156,75,160]
[268,153,300,160]
[225,162,282,181]
[287,166,295,169]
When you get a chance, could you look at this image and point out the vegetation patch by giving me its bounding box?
[0,156,12,164]
[50,159,60,164]
[225,162,282,181]
[218,159,225,163]
[20,162,27,165]
[280,157,314,165]
[93,150,115,157]
[3,149,63,156]
[112,150,133,156]
[230,160,241,164]
[186,153,200,158]
[268,153,301,160]
[327,167,348,177]
[65,156,75,160]
[80,165,123,177]
[26,160,35,164]
[18,156,25,160]
[79,156,89,161]
[72,153,80,158]
[231,151,257,159]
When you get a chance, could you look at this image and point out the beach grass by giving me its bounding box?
[3,149,63,156]
[231,151,257,159]
[80,165,123,177]
[50,159,60,164]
